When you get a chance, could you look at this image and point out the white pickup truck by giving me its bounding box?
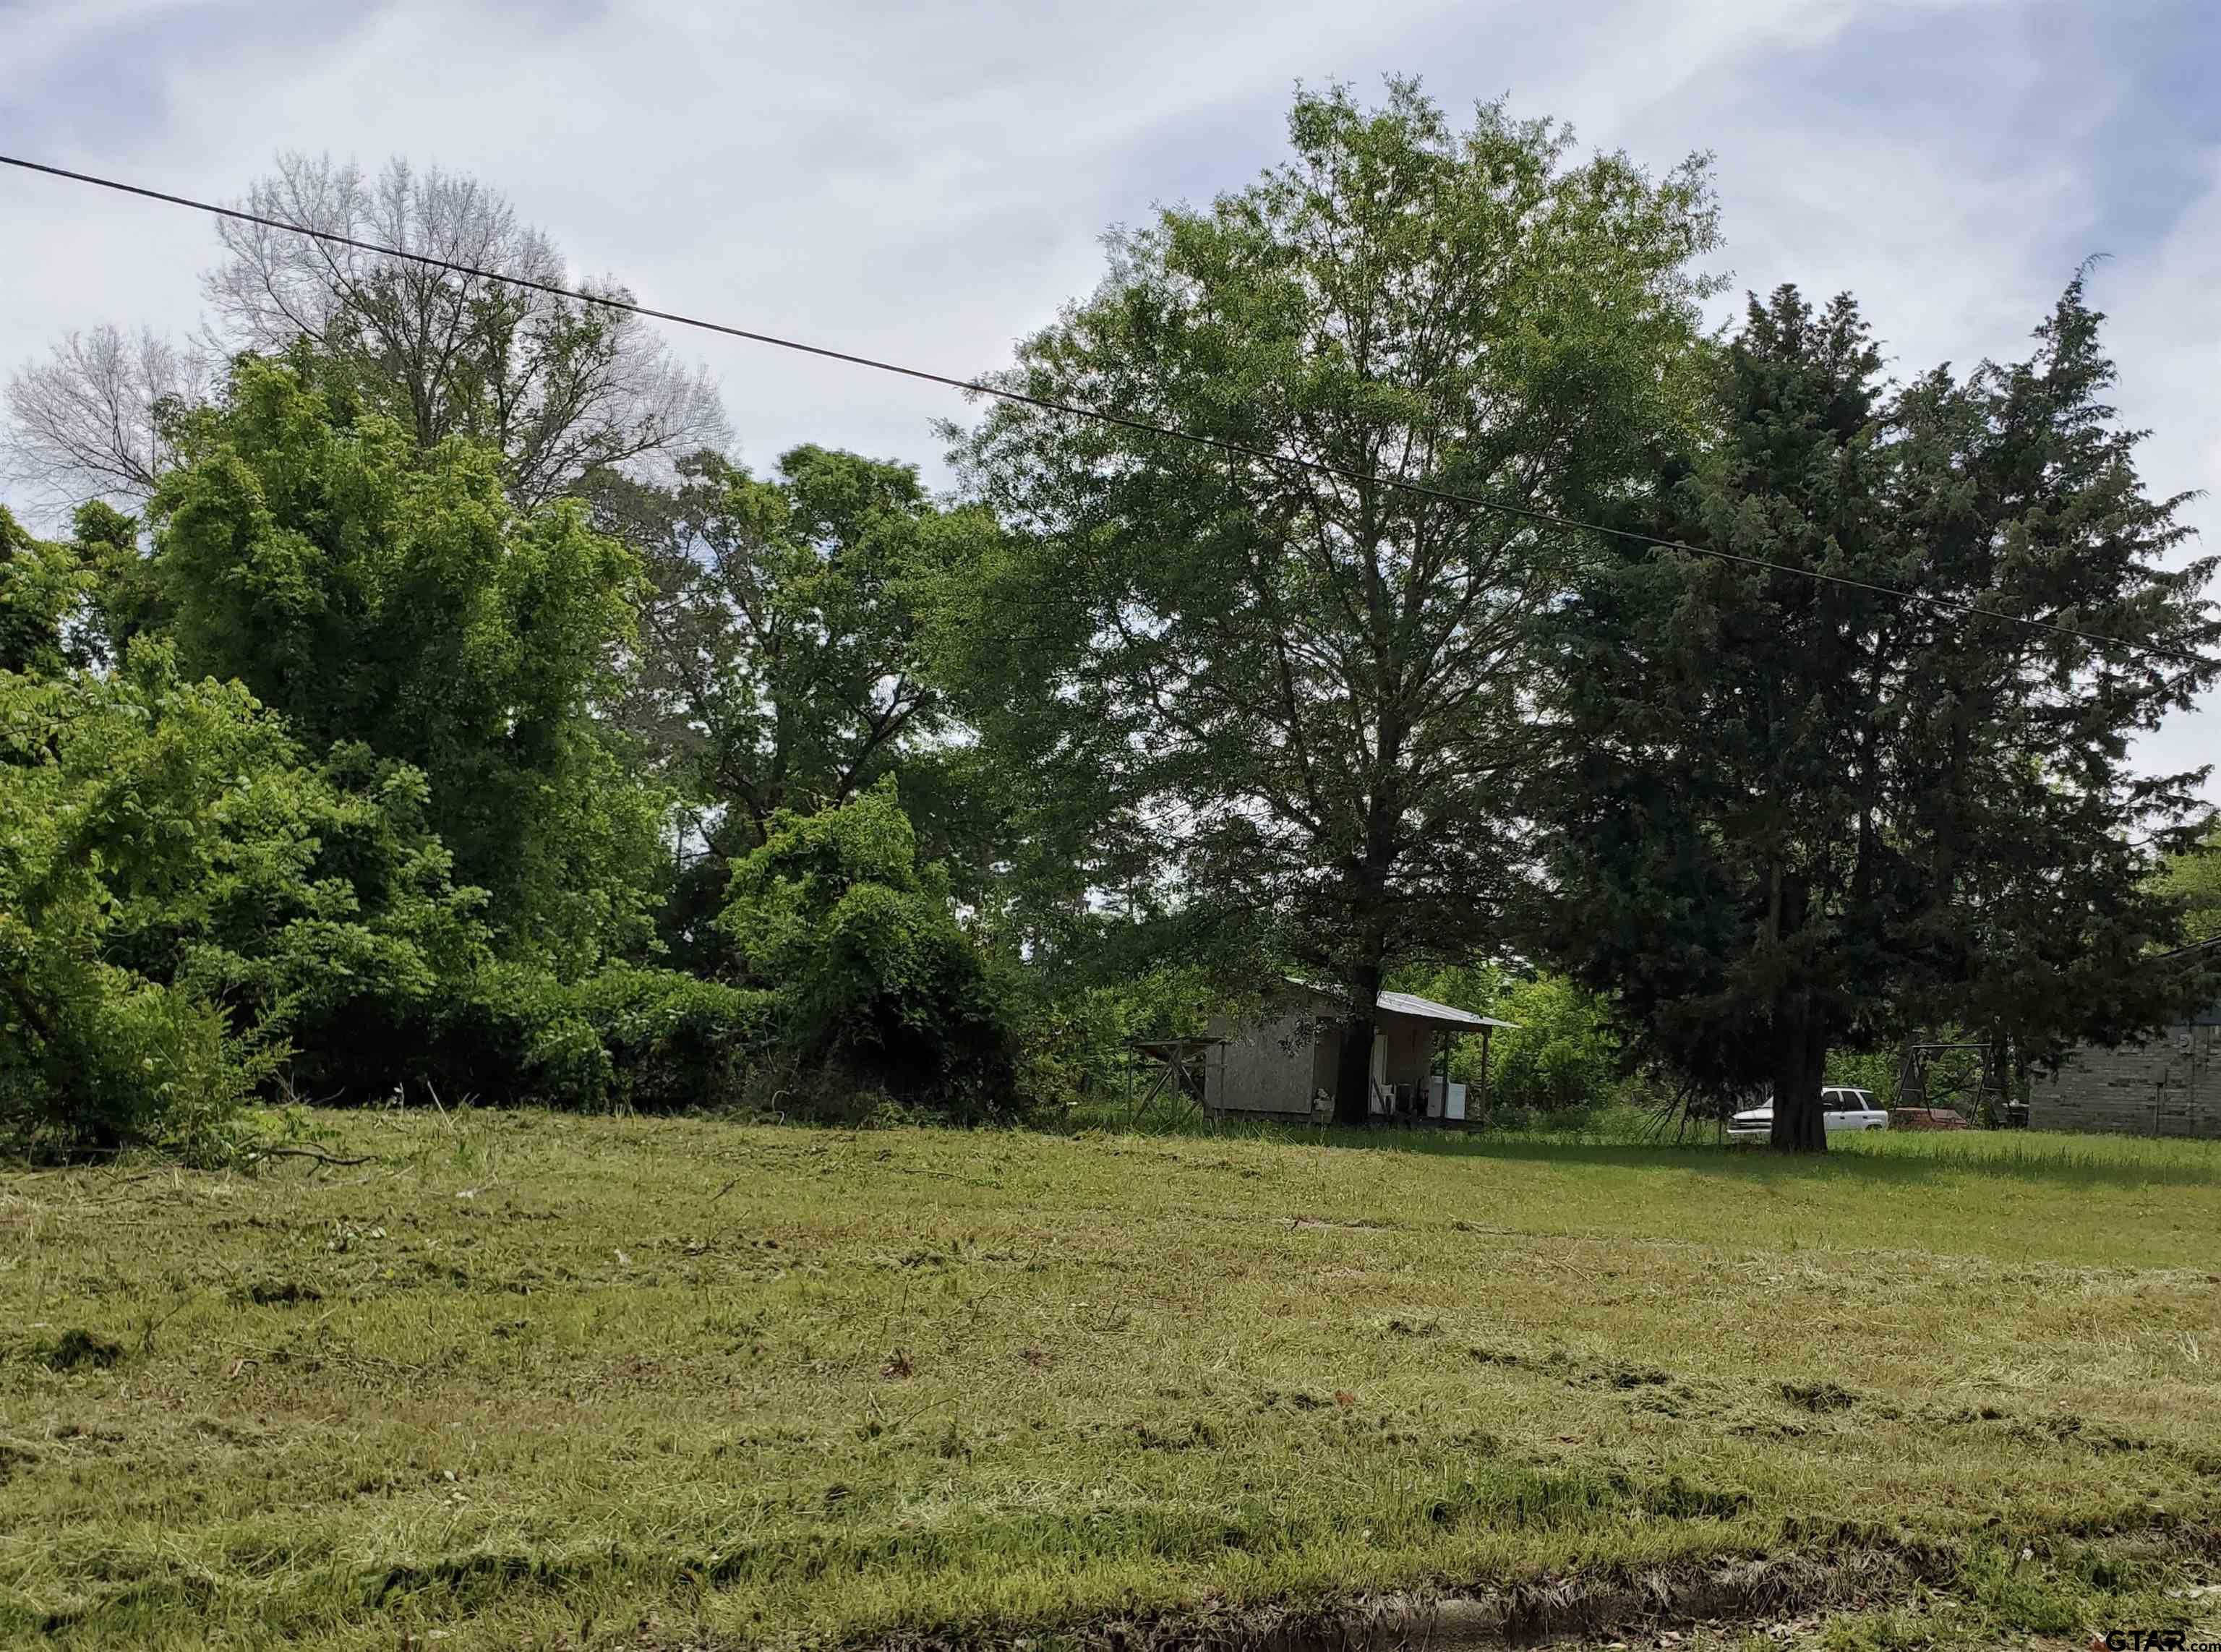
[1726,1087,1889,1139]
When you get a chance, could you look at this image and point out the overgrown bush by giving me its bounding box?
[720,778,1024,1121]
[0,641,510,1152]
[0,941,265,1163]
[395,963,776,1112]
[0,638,769,1149]
[1464,974,1625,1114]
[1006,965,1220,1113]
[1397,964,1626,1118]
[570,965,777,1110]
[0,648,299,1157]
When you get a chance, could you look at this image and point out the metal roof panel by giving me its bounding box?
[1373,988,1519,1030]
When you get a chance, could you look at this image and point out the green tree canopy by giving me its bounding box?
[2159,823,2221,949]
[132,353,665,975]
[207,155,728,508]
[938,81,1721,1123]
[589,447,995,962]
[0,505,85,679]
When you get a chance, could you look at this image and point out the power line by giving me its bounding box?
[2,150,2213,672]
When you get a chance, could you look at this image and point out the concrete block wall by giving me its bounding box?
[2031,1021,2220,1137]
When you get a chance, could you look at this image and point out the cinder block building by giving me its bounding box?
[2030,1001,2221,1137]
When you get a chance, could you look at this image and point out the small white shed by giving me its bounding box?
[1204,983,1514,1126]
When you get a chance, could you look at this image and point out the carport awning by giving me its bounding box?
[1286,978,1518,1032]
[1372,990,1518,1032]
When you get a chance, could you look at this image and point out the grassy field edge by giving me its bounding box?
[5,1110,2218,1649]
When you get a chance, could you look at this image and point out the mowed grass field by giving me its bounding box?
[3,1113,2219,1651]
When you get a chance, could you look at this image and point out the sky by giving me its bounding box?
[3,0,2215,797]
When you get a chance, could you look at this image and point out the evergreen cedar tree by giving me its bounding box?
[1538,284,2220,1150]
[938,81,1723,1126]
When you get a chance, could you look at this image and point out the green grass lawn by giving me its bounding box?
[3,1111,2218,1650]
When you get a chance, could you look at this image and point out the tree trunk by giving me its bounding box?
[1768,985,1828,1152]
[1332,959,1383,1127]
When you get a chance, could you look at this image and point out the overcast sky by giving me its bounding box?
[4,0,2214,797]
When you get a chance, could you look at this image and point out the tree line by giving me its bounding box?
[4,82,2217,1159]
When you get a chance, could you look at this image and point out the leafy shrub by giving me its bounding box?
[0,650,293,1158]
[0,642,495,1155]
[720,778,1023,1121]
[408,962,603,1107]
[1823,1047,1904,1108]
[1471,975,1624,1113]
[0,939,265,1163]
[1396,964,1625,1118]
[572,965,777,1110]
[0,507,85,678]
[1008,966,1220,1113]
[402,963,774,1112]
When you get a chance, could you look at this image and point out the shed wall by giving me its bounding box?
[1203,1001,1450,1121]
[1207,1010,1324,1119]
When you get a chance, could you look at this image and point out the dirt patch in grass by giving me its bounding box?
[1468,1345,1677,1391]
[1048,1544,1939,1652]
[237,1280,322,1307]
[855,1519,2220,1652]
[19,1328,124,1372]
[1779,1380,1860,1413]
[0,1442,35,1486]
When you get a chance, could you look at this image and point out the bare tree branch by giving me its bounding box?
[1,326,207,513]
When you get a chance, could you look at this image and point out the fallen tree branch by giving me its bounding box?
[247,1146,377,1168]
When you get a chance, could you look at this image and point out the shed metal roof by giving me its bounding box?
[1374,988,1518,1030]
[1285,978,1517,1030]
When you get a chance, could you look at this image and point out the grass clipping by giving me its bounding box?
[2,1110,2219,1649]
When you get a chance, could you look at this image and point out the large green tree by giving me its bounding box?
[1888,283,2221,1093]
[1540,283,2218,1149]
[941,82,1720,1124]
[2159,823,2221,948]
[589,448,994,961]
[132,353,666,975]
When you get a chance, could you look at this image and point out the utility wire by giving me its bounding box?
[3,150,2214,671]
